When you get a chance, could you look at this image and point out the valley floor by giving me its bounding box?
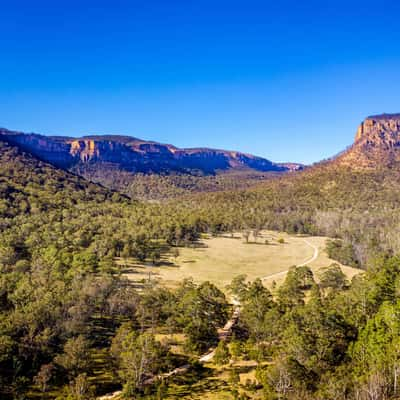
[120,230,360,291]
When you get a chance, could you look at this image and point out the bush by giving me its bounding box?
[214,341,230,365]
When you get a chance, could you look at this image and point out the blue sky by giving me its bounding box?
[1,0,400,164]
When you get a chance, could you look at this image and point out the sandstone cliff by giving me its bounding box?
[336,114,400,168]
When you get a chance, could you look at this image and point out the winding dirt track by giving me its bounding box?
[98,300,241,399]
[199,300,240,362]
[261,238,319,282]
[298,239,319,266]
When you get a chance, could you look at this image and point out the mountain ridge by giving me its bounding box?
[4,113,400,180]
[0,128,303,175]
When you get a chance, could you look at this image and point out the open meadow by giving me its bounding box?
[119,230,361,291]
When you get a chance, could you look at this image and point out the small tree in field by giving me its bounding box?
[229,368,240,387]
[253,229,260,243]
[172,247,180,261]
[150,248,161,266]
[242,230,251,244]
[229,340,242,361]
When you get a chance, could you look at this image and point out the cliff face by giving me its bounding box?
[336,114,400,168]
[0,128,299,175]
[0,129,75,167]
[68,139,142,165]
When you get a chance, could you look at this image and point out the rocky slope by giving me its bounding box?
[336,113,400,168]
[0,128,300,175]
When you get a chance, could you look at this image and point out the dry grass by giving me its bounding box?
[120,231,361,290]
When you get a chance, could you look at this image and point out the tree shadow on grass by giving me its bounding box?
[165,363,230,398]
[189,241,208,249]
[243,242,278,246]
[120,267,142,274]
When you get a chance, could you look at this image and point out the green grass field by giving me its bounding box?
[120,230,360,290]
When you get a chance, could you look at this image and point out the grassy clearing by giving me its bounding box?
[120,230,361,291]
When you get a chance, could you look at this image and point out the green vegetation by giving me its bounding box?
[226,260,400,399]
[5,136,400,399]
[0,141,226,398]
[326,239,359,268]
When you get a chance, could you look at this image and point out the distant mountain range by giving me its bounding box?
[0,128,302,176]
[2,113,400,200]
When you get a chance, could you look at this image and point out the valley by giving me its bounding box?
[4,3,400,398]
[3,114,400,399]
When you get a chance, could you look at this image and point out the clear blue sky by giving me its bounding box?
[1,0,400,164]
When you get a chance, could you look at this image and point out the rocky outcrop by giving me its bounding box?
[0,128,301,175]
[68,139,142,165]
[276,162,304,171]
[355,114,400,146]
[336,114,400,168]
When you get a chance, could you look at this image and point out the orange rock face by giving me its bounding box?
[337,114,400,169]
[69,140,101,161]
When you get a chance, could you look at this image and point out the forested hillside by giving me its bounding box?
[0,139,222,399]
[72,166,278,200]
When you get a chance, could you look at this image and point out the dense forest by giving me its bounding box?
[71,165,276,201]
[3,136,400,399]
